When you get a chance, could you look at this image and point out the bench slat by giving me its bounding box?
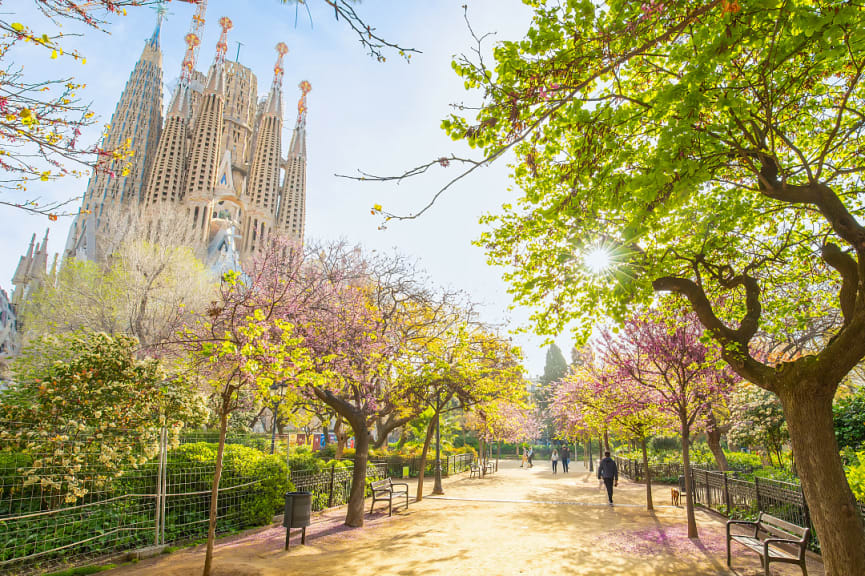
[730,536,798,560]
[759,513,808,538]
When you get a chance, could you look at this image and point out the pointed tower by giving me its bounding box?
[243,43,287,254]
[64,20,164,261]
[11,230,50,316]
[184,16,232,242]
[277,81,310,241]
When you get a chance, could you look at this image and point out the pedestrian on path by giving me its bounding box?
[597,451,618,505]
[527,447,533,468]
[551,448,559,474]
[521,447,527,468]
[561,445,570,473]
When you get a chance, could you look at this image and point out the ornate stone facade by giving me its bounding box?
[62,17,309,268]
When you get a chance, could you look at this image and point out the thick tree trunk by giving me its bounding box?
[603,430,610,453]
[681,422,698,539]
[705,411,728,471]
[345,423,368,527]
[334,417,348,459]
[641,436,653,511]
[202,409,228,576]
[780,383,865,576]
[479,438,486,476]
[415,413,437,502]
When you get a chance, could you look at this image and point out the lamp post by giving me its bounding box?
[432,393,444,495]
[270,381,288,455]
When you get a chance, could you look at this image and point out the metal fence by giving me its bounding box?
[0,425,381,575]
[615,456,865,552]
[364,453,474,479]
[290,462,386,512]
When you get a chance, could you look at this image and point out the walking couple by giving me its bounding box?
[550,445,570,474]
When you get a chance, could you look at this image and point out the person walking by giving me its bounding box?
[521,446,527,468]
[597,451,619,505]
[561,445,570,473]
[527,446,534,468]
[551,448,559,474]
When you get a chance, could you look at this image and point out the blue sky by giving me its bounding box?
[2,0,572,375]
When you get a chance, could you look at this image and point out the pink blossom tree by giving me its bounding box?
[598,303,738,537]
[553,362,669,510]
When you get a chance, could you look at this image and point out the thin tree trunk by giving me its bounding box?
[780,383,865,575]
[321,420,330,446]
[415,413,437,502]
[681,421,698,539]
[705,411,728,471]
[202,408,228,576]
[587,433,593,472]
[603,430,610,453]
[641,436,653,511]
[479,438,485,476]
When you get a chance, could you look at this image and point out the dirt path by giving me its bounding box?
[108,460,824,576]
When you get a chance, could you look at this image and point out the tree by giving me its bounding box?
[540,343,568,385]
[729,383,788,467]
[598,305,736,537]
[22,236,213,351]
[0,331,204,503]
[389,2,865,570]
[179,245,318,576]
[553,362,667,510]
[534,343,568,441]
[267,241,452,527]
[0,1,147,217]
[403,317,525,500]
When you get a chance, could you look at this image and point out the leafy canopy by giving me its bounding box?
[447,0,864,361]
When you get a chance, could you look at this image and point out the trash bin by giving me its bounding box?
[284,491,312,550]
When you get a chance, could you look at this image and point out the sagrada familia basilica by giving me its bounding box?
[2,4,311,360]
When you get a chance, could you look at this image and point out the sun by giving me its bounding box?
[585,246,612,274]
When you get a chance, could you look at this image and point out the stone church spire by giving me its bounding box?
[243,43,287,254]
[64,17,164,261]
[184,17,232,242]
[277,81,310,241]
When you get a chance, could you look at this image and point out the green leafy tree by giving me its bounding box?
[535,343,568,441]
[540,343,568,385]
[403,317,526,499]
[0,332,204,503]
[425,1,865,568]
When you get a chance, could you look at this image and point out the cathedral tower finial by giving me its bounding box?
[214,17,233,66]
[179,0,208,86]
[272,42,289,93]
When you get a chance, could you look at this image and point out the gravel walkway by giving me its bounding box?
[106,459,825,576]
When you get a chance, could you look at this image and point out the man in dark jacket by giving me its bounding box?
[597,451,618,505]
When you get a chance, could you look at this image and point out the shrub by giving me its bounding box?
[846,451,865,501]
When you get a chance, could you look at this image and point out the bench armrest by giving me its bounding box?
[390,482,409,492]
[727,519,758,539]
[764,538,805,558]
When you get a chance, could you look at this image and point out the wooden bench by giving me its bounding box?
[470,462,481,479]
[727,512,810,576]
[368,478,409,516]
